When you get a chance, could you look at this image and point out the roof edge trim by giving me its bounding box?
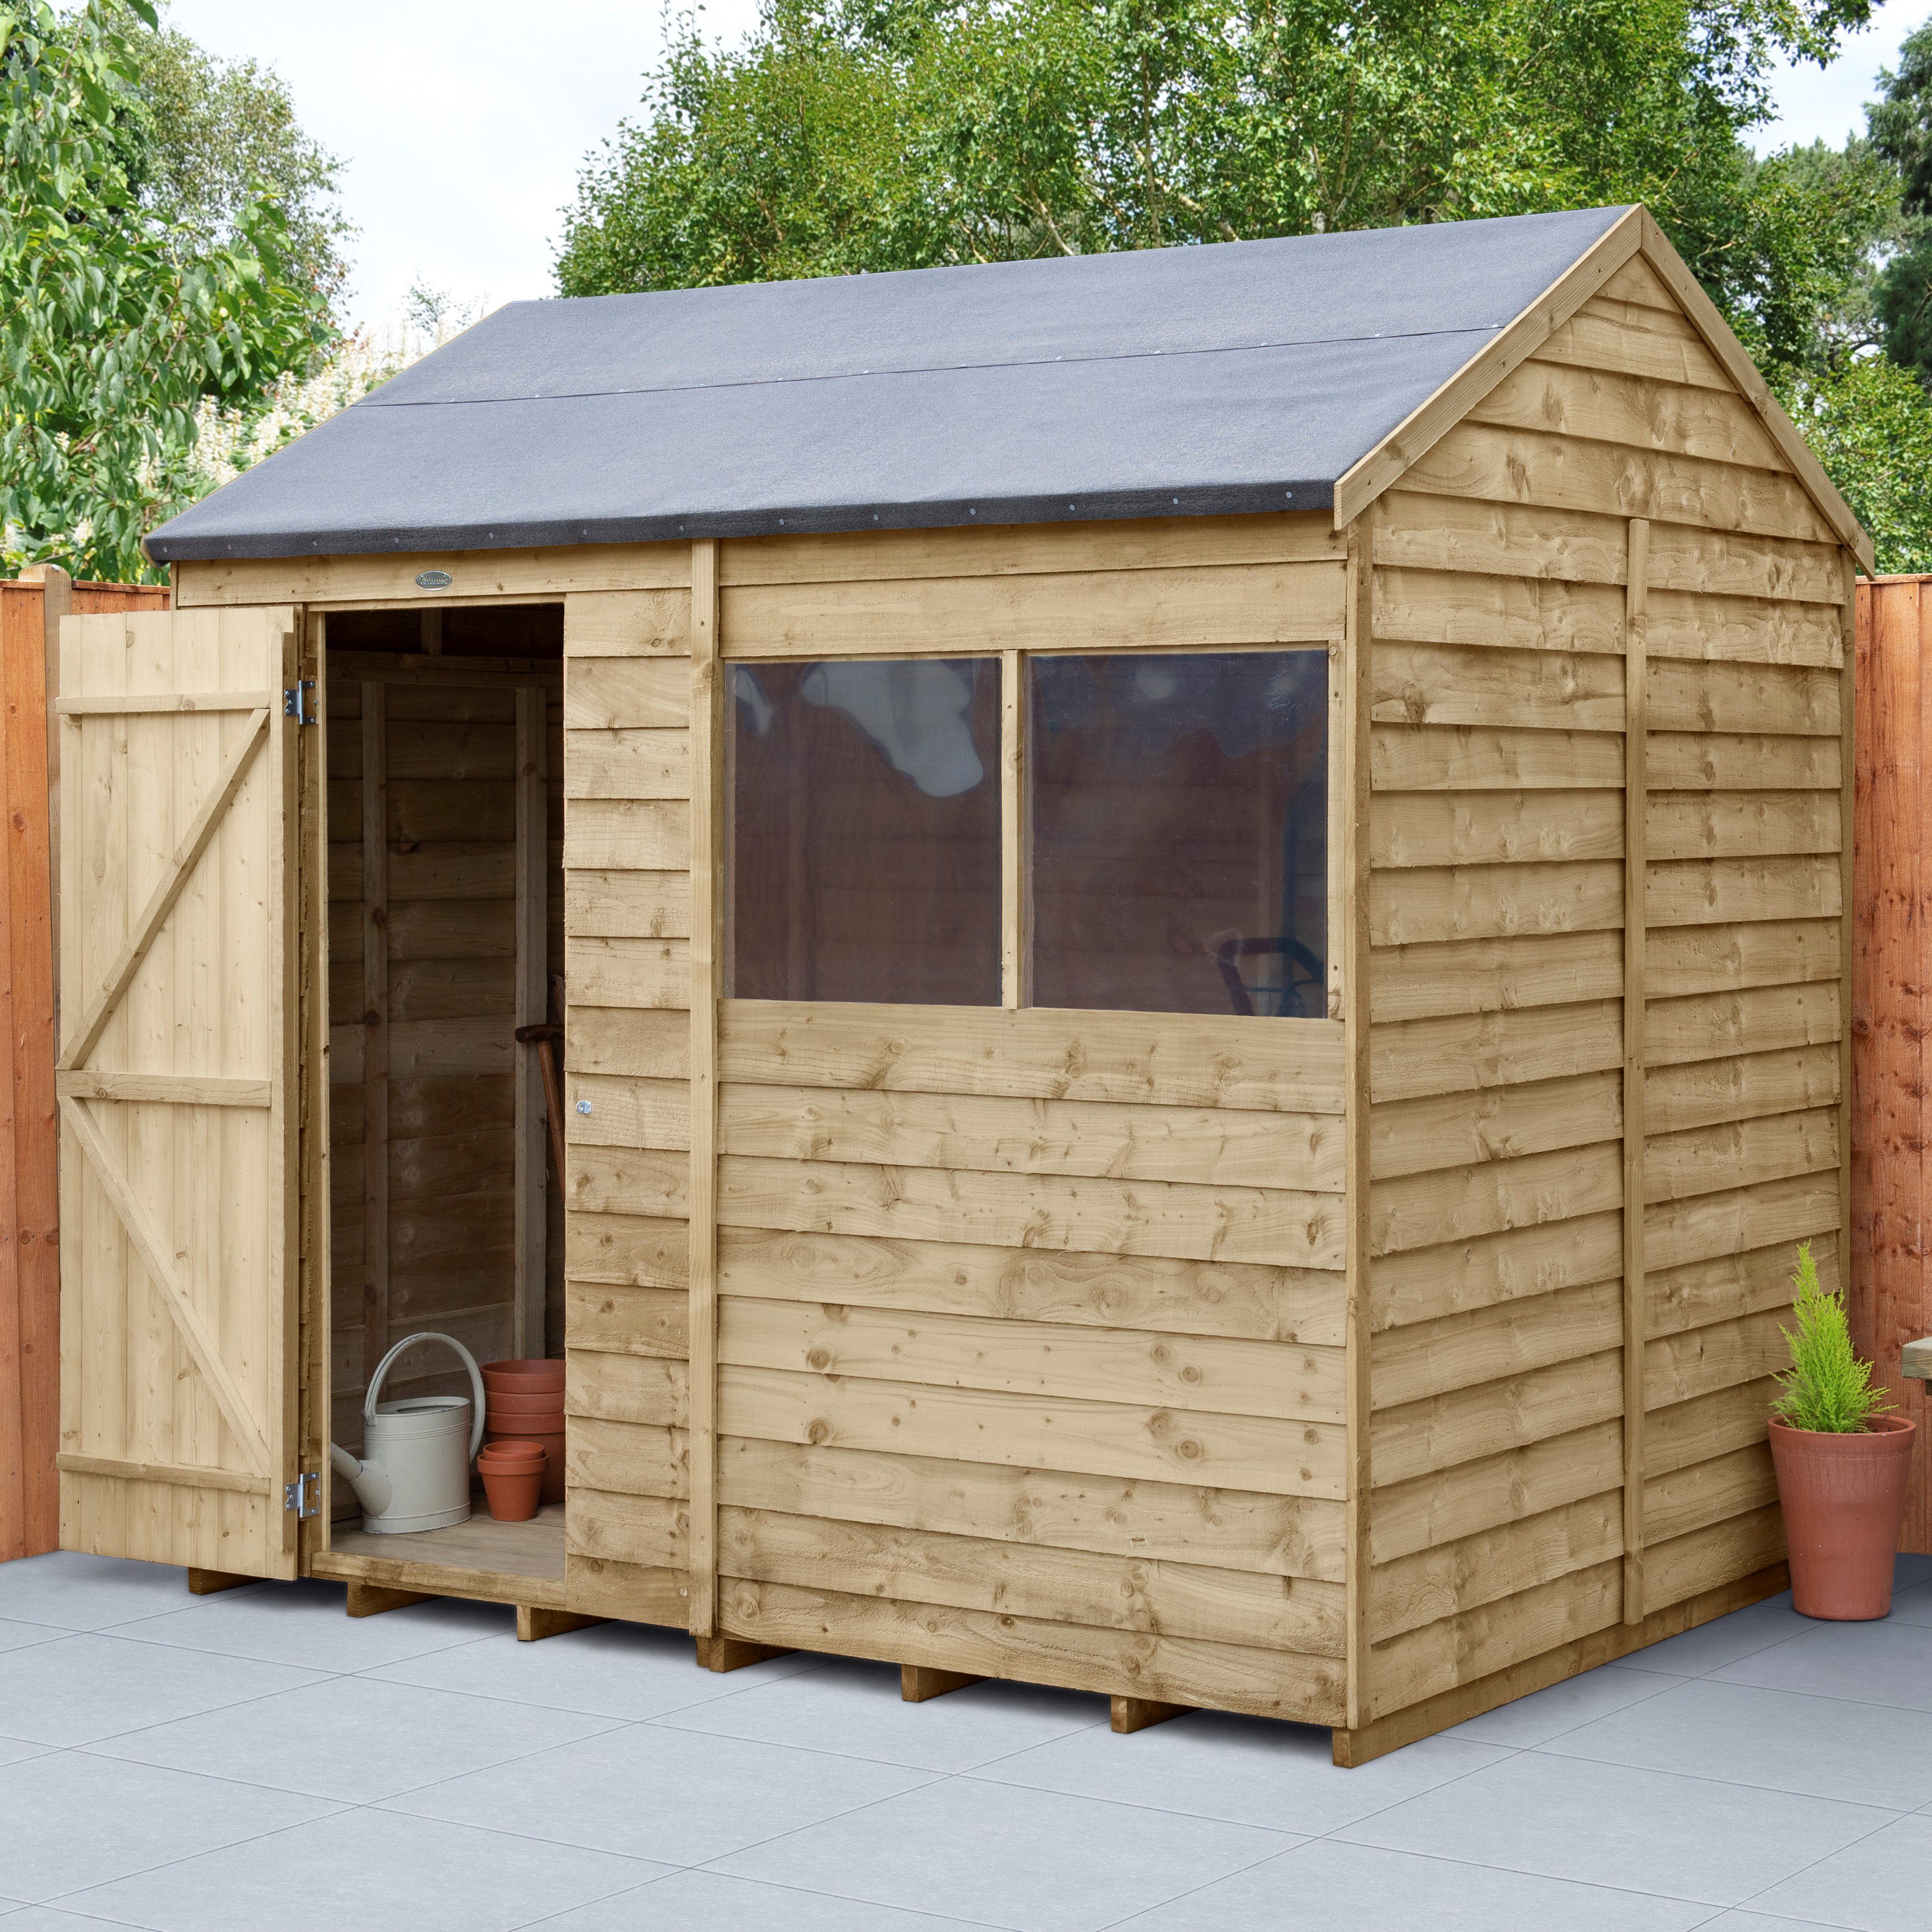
[1330,206,1643,530]
[1632,210,1874,574]
[144,479,1335,565]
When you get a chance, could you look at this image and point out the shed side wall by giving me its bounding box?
[704,518,1353,1723]
[1364,249,1846,1722]
[562,588,695,1623]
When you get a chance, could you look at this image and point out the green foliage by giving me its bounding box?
[1720,137,1901,369]
[1773,356,1932,570]
[1772,1242,1893,1434]
[1,0,335,581]
[555,0,1885,371]
[120,10,351,308]
[1870,22,1932,381]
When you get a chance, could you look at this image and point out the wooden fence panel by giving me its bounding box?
[1852,574,1932,1554]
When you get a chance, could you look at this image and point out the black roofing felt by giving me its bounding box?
[146,205,1632,562]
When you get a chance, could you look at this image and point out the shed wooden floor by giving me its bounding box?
[315,1502,568,1609]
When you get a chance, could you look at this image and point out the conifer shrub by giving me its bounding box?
[1772,1243,1894,1434]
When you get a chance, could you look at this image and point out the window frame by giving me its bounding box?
[724,639,1344,1023]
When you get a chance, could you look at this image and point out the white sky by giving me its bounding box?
[1754,1,1932,150]
[161,0,763,335]
[166,0,1932,337]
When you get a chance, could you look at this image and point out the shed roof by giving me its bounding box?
[144,205,1863,565]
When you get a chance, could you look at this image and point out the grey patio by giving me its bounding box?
[0,1550,1928,1931]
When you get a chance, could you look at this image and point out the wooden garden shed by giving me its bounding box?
[59,202,1865,1763]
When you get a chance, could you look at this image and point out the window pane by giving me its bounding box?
[730,658,1001,1004]
[1030,651,1329,1016]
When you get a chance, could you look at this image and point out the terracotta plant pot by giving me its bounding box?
[479,1458,544,1522]
[485,1425,564,1503]
[477,1440,546,1464]
[485,1389,566,1417]
[1769,1414,1917,1619]
[482,1359,565,1391]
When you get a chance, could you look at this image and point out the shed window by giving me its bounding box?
[1029,651,1329,1016]
[729,658,1003,1004]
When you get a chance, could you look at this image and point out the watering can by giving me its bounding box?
[329,1332,486,1534]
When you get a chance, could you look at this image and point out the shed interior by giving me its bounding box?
[319,603,567,1592]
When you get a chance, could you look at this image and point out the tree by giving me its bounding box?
[1776,355,1932,572]
[121,8,352,309]
[556,0,1885,365]
[0,0,334,581]
[1869,20,1932,380]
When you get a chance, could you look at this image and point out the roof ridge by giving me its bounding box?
[359,323,1506,410]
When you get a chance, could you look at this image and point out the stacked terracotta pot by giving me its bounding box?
[475,1440,546,1521]
[480,1358,565,1508]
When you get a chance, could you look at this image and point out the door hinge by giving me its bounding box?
[283,681,317,724]
[284,1471,320,1518]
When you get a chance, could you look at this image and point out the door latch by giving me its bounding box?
[283,681,317,725]
[283,1471,320,1518]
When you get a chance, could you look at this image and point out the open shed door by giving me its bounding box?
[55,606,303,1579]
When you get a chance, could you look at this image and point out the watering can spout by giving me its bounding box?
[329,1440,392,1519]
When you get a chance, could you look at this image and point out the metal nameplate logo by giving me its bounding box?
[415,569,454,590]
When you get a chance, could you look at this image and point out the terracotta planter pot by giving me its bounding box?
[482,1359,565,1391]
[479,1459,544,1522]
[485,1406,564,1448]
[477,1440,547,1464]
[485,1425,564,1503]
[485,1390,566,1417]
[1769,1414,1917,1619]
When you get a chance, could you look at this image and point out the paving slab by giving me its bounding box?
[0,1632,324,1748]
[1738,1809,1932,1932]
[1332,1749,1890,1907]
[0,1752,336,1905]
[1710,1617,1932,1714]
[367,1618,823,1720]
[1541,1675,1932,1809]
[106,1577,513,1670]
[387,1721,936,1866]
[0,1553,244,1633]
[1443,1659,1678,1748]
[713,1775,1300,1932]
[1603,1594,1811,1677]
[87,1672,622,1803]
[973,1709,1507,1834]
[54,1807,659,1932]
[527,1869,1007,1930]
[654,1657,1108,1772]
[1110,1838,1718,1931]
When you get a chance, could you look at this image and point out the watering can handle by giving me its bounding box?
[364,1332,487,1460]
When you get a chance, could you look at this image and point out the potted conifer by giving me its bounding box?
[1767,1244,1917,1619]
